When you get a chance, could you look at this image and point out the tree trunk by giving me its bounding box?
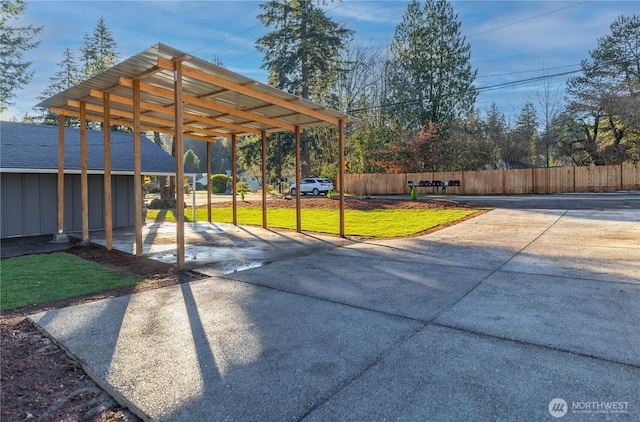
[154,132,171,199]
[169,135,176,198]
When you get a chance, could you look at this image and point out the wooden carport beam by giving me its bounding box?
[49,106,229,142]
[53,109,221,143]
[156,57,339,126]
[116,80,296,132]
[68,97,258,137]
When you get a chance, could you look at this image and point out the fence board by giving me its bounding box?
[344,164,639,195]
[504,169,533,194]
[622,164,640,190]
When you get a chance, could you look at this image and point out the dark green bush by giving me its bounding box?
[211,174,229,193]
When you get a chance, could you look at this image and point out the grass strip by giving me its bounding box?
[1,252,141,311]
[148,208,475,238]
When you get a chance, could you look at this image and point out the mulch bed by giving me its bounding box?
[1,197,475,421]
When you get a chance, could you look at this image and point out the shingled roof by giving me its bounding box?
[1,121,178,175]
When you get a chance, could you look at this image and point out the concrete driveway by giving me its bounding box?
[28,195,640,421]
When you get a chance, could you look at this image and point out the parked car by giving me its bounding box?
[289,178,334,196]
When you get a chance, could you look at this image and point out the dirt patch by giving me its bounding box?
[1,197,477,421]
[1,245,204,422]
[206,196,475,211]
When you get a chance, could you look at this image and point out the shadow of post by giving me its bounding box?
[143,210,168,247]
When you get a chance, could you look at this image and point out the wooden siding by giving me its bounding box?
[344,164,640,196]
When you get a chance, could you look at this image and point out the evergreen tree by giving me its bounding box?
[184,149,201,172]
[387,0,477,130]
[256,0,352,177]
[447,112,496,170]
[80,16,119,79]
[256,0,352,98]
[0,0,42,111]
[36,47,81,124]
[485,103,508,168]
[506,102,538,168]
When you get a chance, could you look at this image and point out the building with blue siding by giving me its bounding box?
[1,121,176,238]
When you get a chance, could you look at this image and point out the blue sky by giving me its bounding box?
[4,0,638,125]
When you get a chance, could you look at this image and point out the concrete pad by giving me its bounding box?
[29,276,423,421]
[227,252,492,321]
[423,209,563,247]
[536,210,640,248]
[316,209,565,273]
[304,325,640,421]
[445,208,565,226]
[91,222,351,276]
[500,209,640,283]
[435,272,640,366]
[333,236,518,271]
[24,201,640,421]
[503,244,640,283]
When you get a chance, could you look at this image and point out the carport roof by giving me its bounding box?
[37,43,351,141]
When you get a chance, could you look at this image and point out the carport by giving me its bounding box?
[37,43,350,270]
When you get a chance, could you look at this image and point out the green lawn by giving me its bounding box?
[0,253,141,312]
[148,207,476,238]
[1,207,476,311]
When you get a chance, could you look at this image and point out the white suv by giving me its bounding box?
[290,178,334,196]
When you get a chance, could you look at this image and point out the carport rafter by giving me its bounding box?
[49,105,223,143]
[38,43,350,270]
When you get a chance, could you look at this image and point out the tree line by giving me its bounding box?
[4,0,639,190]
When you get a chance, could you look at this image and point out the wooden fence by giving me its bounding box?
[343,164,640,195]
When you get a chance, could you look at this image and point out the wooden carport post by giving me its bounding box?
[103,92,113,250]
[261,130,267,228]
[174,57,187,270]
[231,133,237,225]
[206,141,212,223]
[295,126,301,233]
[56,115,65,236]
[338,119,345,237]
[80,101,89,242]
[133,80,143,257]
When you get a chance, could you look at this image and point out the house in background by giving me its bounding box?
[0,121,176,238]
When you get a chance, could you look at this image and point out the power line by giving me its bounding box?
[467,1,590,38]
[347,68,580,114]
[476,64,581,79]
[477,69,580,92]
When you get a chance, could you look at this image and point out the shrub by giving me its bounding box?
[411,186,418,200]
[211,174,229,193]
[236,181,250,193]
